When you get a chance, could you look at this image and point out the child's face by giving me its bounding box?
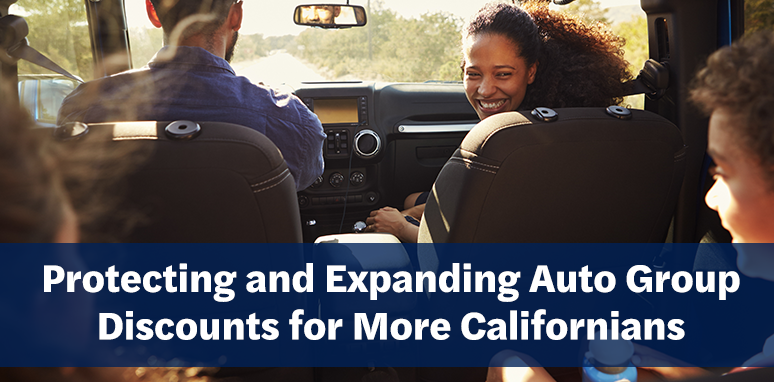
[705,109,774,279]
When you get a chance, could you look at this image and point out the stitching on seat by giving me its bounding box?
[448,156,500,169]
[445,159,498,175]
[250,169,290,188]
[482,120,532,148]
[252,171,292,193]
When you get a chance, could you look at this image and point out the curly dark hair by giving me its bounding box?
[462,2,632,110]
[522,2,632,109]
[463,2,542,72]
[0,101,67,242]
[691,30,774,188]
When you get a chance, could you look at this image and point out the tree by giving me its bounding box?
[745,0,774,34]
[14,0,94,80]
[562,0,609,25]
[292,8,462,82]
[614,15,648,109]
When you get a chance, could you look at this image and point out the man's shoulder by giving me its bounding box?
[58,68,156,124]
[229,79,319,124]
[68,68,152,99]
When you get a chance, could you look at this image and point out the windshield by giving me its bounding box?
[125,0,646,99]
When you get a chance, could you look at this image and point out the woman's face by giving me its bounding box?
[463,33,537,120]
[705,109,774,279]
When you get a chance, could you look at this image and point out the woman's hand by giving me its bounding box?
[365,206,418,243]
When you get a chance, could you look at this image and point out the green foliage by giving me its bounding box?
[561,0,609,25]
[614,15,648,75]
[614,15,648,109]
[560,0,648,109]
[745,0,774,34]
[232,33,270,63]
[15,0,94,81]
[292,8,463,82]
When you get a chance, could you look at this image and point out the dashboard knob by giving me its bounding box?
[350,171,365,186]
[354,129,381,158]
[310,175,324,189]
[365,191,379,203]
[329,172,345,187]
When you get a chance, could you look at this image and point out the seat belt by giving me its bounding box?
[622,59,669,99]
[0,15,83,83]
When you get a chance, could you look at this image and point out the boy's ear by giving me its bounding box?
[146,0,162,29]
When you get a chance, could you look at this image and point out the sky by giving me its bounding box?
[124,0,642,37]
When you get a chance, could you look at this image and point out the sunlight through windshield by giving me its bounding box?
[122,0,644,93]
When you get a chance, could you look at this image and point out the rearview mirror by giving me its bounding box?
[294,4,367,28]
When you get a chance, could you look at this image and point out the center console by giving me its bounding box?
[296,84,384,241]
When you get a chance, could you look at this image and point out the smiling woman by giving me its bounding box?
[367,1,634,241]
[462,1,631,114]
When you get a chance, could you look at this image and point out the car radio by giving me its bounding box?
[303,96,368,126]
[303,96,371,158]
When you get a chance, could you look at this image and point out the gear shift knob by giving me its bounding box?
[353,221,367,233]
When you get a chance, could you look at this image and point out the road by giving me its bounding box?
[231,50,326,89]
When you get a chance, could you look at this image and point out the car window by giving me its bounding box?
[10,0,94,82]
[745,0,774,34]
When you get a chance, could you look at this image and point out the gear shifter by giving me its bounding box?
[353,221,367,233]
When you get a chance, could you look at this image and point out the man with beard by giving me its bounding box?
[58,0,325,191]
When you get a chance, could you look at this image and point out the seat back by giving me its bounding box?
[418,108,686,243]
[83,121,302,243]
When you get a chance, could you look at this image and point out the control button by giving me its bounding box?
[329,172,345,187]
[312,197,323,205]
[332,195,345,204]
[354,130,381,158]
[306,220,317,226]
[310,176,324,189]
[365,191,378,203]
[531,107,558,122]
[606,105,632,120]
[350,171,365,186]
[353,221,367,233]
[359,136,376,153]
[164,121,201,140]
[327,196,336,204]
[298,195,309,207]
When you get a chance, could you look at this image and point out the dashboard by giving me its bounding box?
[294,82,478,242]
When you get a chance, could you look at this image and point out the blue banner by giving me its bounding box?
[1,243,772,368]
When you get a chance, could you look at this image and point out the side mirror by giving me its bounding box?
[18,75,78,128]
[294,4,367,28]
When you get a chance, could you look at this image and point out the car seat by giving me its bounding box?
[72,120,302,243]
[415,107,685,382]
[418,107,686,244]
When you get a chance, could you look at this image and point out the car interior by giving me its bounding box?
[2,0,771,380]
